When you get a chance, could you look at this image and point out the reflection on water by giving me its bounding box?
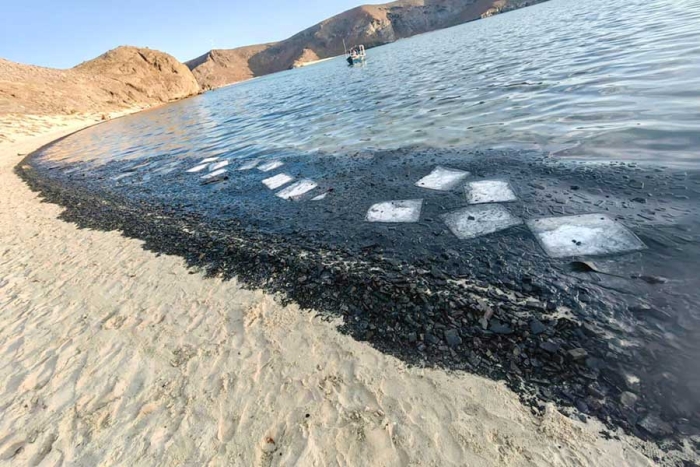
[38,0,700,168]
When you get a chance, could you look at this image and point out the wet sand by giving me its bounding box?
[0,119,681,465]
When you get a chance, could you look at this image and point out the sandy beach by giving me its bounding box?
[0,117,673,466]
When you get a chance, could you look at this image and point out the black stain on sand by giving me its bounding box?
[16,142,700,453]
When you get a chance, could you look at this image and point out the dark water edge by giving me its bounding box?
[16,143,700,460]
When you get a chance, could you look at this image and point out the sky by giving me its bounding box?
[0,0,373,69]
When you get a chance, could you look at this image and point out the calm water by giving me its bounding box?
[41,0,700,168]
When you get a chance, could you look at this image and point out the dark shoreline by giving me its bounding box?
[16,143,700,457]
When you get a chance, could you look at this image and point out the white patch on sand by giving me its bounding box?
[258,160,284,172]
[366,200,423,223]
[237,159,260,171]
[527,214,646,258]
[416,166,470,191]
[466,180,518,204]
[312,192,328,201]
[443,204,522,240]
[200,157,219,163]
[209,160,229,171]
[262,173,294,190]
[276,180,318,200]
[187,163,209,173]
[201,169,228,181]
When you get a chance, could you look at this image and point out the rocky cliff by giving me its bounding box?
[188,0,546,90]
[0,46,200,116]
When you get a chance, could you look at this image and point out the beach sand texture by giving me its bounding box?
[0,120,662,466]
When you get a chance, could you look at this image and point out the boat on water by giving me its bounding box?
[346,44,366,66]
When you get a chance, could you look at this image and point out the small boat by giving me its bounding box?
[346,44,366,66]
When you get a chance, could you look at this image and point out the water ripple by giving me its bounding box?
[36,0,700,169]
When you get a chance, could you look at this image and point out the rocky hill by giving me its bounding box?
[187,0,547,90]
[186,44,274,91]
[0,46,200,116]
[1,0,550,116]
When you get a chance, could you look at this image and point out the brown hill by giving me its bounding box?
[292,48,321,68]
[186,44,273,91]
[188,0,543,90]
[0,46,200,116]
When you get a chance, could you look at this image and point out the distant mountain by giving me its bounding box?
[187,0,549,90]
[0,0,549,117]
[0,46,200,116]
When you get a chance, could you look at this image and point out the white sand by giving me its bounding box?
[0,117,666,466]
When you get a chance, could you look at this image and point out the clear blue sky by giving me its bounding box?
[0,0,371,69]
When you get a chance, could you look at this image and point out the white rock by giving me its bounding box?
[200,157,219,163]
[366,200,423,223]
[262,173,294,189]
[466,180,518,204]
[312,192,328,201]
[443,204,522,240]
[276,180,318,200]
[415,166,470,191]
[527,214,646,258]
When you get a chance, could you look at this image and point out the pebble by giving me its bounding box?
[530,319,546,335]
[444,329,462,347]
[540,341,560,353]
[575,400,589,413]
[490,321,513,334]
[567,348,588,360]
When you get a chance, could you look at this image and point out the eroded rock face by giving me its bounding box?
[0,46,200,116]
[187,0,549,90]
